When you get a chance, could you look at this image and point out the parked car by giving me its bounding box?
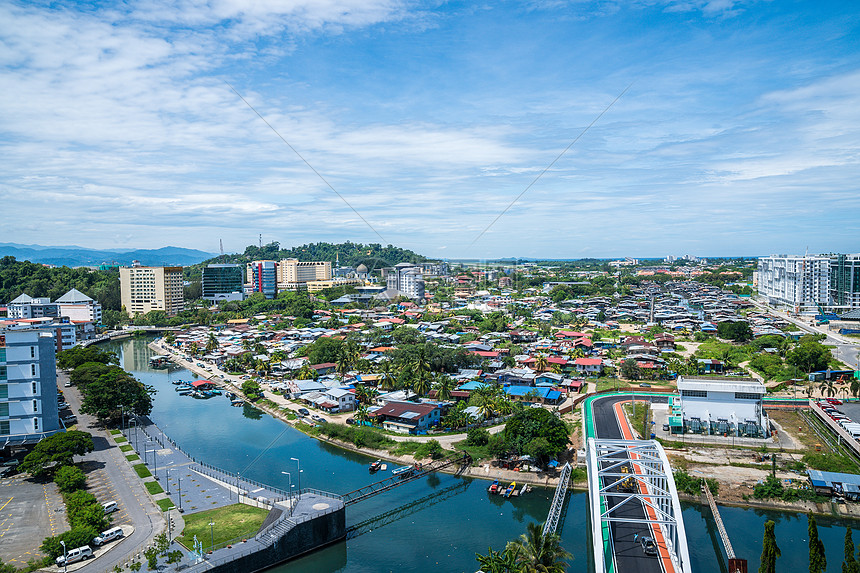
[297,408,310,417]
[56,545,93,566]
[639,383,651,388]
[92,526,124,546]
[311,415,326,423]
[827,398,843,405]
[102,501,118,514]
[61,415,77,425]
[346,418,355,425]
[57,402,70,410]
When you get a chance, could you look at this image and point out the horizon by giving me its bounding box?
[3,1,859,258]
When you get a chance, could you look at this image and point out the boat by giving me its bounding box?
[504,482,516,498]
[231,399,245,407]
[175,385,192,392]
[519,484,530,496]
[226,391,236,400]
[179,390,192,396]
[488,479,500,494]
[369,460,383,473]
[392,465,414,478]
[171,380,183,385]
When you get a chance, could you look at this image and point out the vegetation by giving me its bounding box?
[54,465,87,493]
[673,469,718,496]
[18,431,94,477]
[57,346,117,370]
[801,452,859,474]
[501,408,570,466]
[759,520,780,573]
[133,464,153,478]
[475,521,571,572]
[716,320,753,342]
[808,512,826,573]
[315,422,397,451]
[145,481,165,495]
[176,503,270,550]
[753,475,825,502]
[843,525,859,573]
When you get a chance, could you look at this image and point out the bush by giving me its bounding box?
[54,465,86,493]
[802,452,859,474]
[414,439,444,460]
[673,469,719,496]
[466,427,490,447]
[41,526,98,559]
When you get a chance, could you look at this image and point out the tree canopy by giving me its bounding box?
[79,367,154,423]
[503,408,570,459]
[19,431,94,477]
[57,346,117,370]
[0,256,120,312]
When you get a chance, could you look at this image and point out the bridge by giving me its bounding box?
[586,394,692,573]
[341,454,471,505]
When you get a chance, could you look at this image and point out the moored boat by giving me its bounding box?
[488,479,500,494]
[504,482,516,498]
[369,460,383,473]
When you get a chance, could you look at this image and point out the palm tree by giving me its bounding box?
[475,546,520,573]
[205,332,218,353]
[188,342,199,357]
[819,379,836,399]
[297,364,316,380]
[354,404,370,424]
[413,375,430,398]
[434,373,453,401]
[534,354,549,373]
[551,363,563,375]
[507,522,571,572]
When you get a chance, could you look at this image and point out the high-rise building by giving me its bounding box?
[55,288,102,323]
[0,329,62,446]
[831,254,860,309]
[246,261,278,299]
[757,255,832,311]
[202,264,245,301]
[277,259,331,290]
[119,265,184,317]
[386,263,425,300]
[7,295,59,319]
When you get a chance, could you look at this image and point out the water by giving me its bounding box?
[110,338,858,572]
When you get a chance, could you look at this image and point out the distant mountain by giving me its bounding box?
[0,243,216,267]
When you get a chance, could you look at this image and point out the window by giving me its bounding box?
[31,364,36,376]
[0,385,6,399]
[34,417,38,431]
[0,403,8,417]
[0,421,9,435]
[32,382,36,395]
[30,346,35,358]
[681,390,707,398]
[33,399,38,412]
[735,392,760,400]
[0,366,5,381]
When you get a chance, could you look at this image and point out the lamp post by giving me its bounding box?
[60,540,67,573]
[166,506,176,542]
[209,521,215,552]
[290,457,302,495]
[165,467,170,494]
[178,476,183,512]
[145,446,158,478]
[281,472,293,515]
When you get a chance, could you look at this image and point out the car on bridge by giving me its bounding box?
[640,535,658,556]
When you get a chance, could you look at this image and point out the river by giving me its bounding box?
[110,337,859,572]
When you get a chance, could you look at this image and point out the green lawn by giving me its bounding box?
[157,498,176,511]
[119,445,133,452]
[176,504,270,550]
[145,481,164,495]
[109,429,121,435]
[126,454,140,462]
[133,464,152,478]
[114,436,127,443]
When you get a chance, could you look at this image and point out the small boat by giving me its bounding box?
[231,398,244,406]
[392,466,414,478]
[209,389,222,396]
[171,380,183,385]
[369,460,383,473]
[488,480,500,494]
[179,390,192,396]
[226,392,236,400]
[519,484,530,496]
[175,385,192,392]
[504,482,516,498]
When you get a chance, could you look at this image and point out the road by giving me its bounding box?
[61,370,166,572]
[591,394,668,573]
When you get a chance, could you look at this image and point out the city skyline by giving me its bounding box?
[2,0,859,259]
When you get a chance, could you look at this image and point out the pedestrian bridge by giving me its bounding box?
[586,438,691,573]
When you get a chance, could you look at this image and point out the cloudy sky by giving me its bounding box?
[2,0,859,260]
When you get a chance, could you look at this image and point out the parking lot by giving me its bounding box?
[0,473,69,566]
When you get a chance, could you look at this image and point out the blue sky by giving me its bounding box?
[2,0,859,260]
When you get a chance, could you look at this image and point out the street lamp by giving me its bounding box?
[145,446,158,478]
[281,472,293,515]
[165,467,170,494]
[166,506,176,542]
[290,457,302,495]
[60,540,67,573]
[209,521,215,552]
[178,476,183,512]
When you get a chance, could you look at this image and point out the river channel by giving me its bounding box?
[110,337,858,572]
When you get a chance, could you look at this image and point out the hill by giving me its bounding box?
[0,243,215,267]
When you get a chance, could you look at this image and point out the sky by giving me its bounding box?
[2,0,859,260]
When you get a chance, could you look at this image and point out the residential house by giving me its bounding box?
[370,400,441,433]
[574,357,604,375]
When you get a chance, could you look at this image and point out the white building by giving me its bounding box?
[757,254,832,311]
[55,288,102,323]
[7,294,58,319]
[120,265,184,316]
[0,329,63,447]
[677,376,767,437]
[385,263,425,300]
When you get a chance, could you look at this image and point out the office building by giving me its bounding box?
[0,329,62,447]
[277,259,331,290]
[831,254,860,309]
[675,376,767,437]
[757,254,832,311]
[7,295,59,319]
[55,288,102,323]
[385,263,425,300]
[120,264,184,317]
[202,264,245,302]
[246,261,278,299]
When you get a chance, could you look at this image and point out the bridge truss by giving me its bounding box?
[587,438,691,573]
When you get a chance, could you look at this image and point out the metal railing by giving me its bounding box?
[702,482,734,560]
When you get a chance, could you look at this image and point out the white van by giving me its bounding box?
[56,545,93,566]
[93,526,124,546]
[102,501,118,514]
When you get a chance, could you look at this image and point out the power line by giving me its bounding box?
[225,82,387,244]
[469,83,633,248]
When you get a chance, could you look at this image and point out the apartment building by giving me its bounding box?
[0,329,62,448]
[246,260,278,299]
[386,262,425,300]
[7,294,59,319]
[277,259,331,291]
[757,255,831,310]
[831,254,860,309]
[202,264,245,301]
[120,264,184,317]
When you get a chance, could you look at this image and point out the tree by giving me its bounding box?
[306,336,343,366]
[759,520,781,573]
[241,380,262,397]
[54,465,87,493]
[534,354,549,373]
[504,408,570,457]
[717,320,753,342]
[467,427,490,447]
[788,337,832,373]
[413,374,430,398]
[57,346,117,370]
[843,524,859,573]
[508,521,571,572]
[434,373,453,401]
[79,368,154,423]
[205,332,218,353]
[19,431,94,477]
[621,359,641,381]
[475,546,520,573]
[809,513,826,573]
[819,379,836,399]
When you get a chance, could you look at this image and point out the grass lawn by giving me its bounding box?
[133,464,152,478]
[114,436,127,443]
[157,498,176,511]
[119,445,133,452]
[109,429,121,435]
[145,481,164,495]
[596,379,625,392]
[126,454,140,462]
[452,440,492,463]
[176,504,270,550]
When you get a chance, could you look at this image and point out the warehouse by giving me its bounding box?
[677,376,768,437]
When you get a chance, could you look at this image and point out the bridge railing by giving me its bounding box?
[544,462,571,536]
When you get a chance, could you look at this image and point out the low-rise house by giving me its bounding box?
[370,401,441,433]
[310,362,337,375]
[574,357,604,375]
[324,388,355,413]
[504,385,563,405]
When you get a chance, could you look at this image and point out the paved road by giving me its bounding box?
[591,395,666,573]
[60,370,166,573]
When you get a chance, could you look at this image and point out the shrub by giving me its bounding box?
[41,526,98,559]
[466,427,490,447]
[54,465,86,493]
[414,439,444,460]
[802,452,858,474]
